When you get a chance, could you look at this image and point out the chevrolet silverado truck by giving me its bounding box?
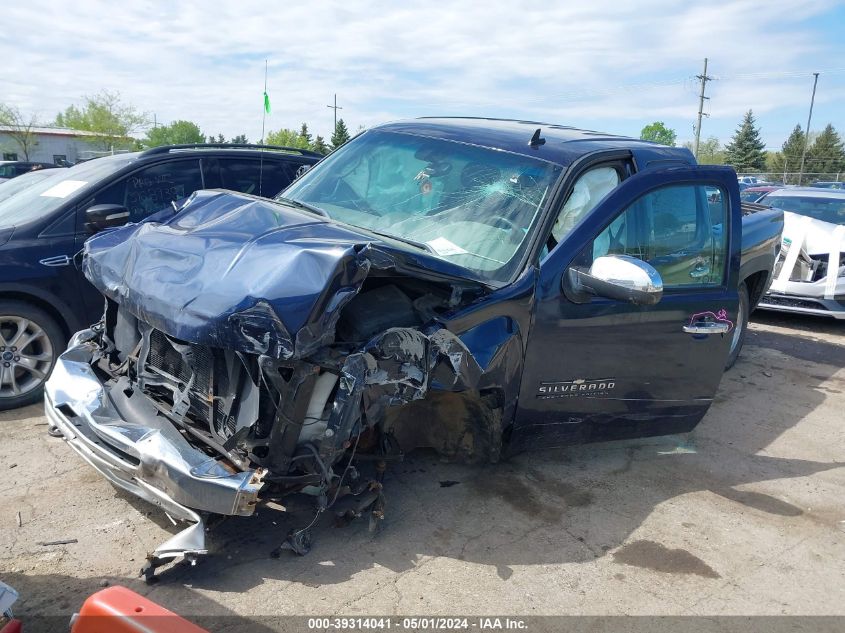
[44,118,783,579]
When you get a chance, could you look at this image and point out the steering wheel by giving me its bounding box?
[485,215,524,245]
[487,215,517,232]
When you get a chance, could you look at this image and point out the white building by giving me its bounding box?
[0,125,128,165]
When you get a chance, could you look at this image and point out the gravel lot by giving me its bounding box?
[1,311,843,627]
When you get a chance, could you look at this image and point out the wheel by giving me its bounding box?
[726,282,750,370]
[0,300,65,410]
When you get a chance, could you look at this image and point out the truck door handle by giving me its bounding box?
[683,321,731,335]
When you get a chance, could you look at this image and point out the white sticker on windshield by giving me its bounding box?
[426,237,468,256]
[39,180,88,199]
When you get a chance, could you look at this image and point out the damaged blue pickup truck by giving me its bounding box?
[45,118,783,579]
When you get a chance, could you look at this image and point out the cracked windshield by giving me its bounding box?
[280,130,562,283]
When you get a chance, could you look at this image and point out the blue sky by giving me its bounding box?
[2,1,844,149]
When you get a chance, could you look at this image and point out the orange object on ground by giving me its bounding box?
[71,586,208,633]
[0,620,22,633]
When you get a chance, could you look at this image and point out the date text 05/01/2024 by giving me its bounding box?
[306,617,529,630]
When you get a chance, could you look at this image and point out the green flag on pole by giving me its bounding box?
[263,91,271,114]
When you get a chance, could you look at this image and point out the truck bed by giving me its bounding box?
[740,202,783,306]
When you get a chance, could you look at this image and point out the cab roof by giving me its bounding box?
[375,117,695,168]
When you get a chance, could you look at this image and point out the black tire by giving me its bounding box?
[726,282,750,370]
[0,300,65,410]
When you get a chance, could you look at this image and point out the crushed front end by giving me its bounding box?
[760,210,845,319]
[46,191,510,580]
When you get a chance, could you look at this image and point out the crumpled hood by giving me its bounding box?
[782,210,845,255]
[84,190,412,358]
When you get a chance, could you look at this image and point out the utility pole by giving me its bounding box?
[693,58,713,160]
[797,72,820,186]
[326,94,343,133]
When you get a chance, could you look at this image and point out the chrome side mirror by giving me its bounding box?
[565,255,663,305]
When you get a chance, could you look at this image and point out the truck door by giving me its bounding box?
[510,166,741,453]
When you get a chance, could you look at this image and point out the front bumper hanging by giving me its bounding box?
[44,335,265,572]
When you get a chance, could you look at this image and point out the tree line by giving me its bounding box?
[1,90,353,159]
[639,113,845,181]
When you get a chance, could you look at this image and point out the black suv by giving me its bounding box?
[0,143,321,409]
[0,161,58,181]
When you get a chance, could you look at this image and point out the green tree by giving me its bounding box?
[0,103,39,160]
[724,110,767,172]
[206,133,226,144]
[639,121,677,146]
[266,127,309,149]
[805,123,845,180]
[143,120,205,148]
[311,135,328,155]
[298,123,312,147]
[331,118,350,149]
[683,136,724,164]
[55,90,148,150]
[230,134,249,144]
[768,124,805,183]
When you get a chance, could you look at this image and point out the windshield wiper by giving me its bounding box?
[276,196,329,218]
[363,228,436,254]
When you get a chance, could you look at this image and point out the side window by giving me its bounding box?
[589,183,727,287]
[91,159,203,222]
[215,159,296,198]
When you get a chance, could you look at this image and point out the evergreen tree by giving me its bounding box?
[806,124,845,180]
[230,134,249,144]
[724,110,767,172]
[311,135,328,155]
[299,123,312,147]
[331,119,350,149]
[768,124,804,184]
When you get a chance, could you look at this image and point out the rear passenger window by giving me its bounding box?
[588,183,727,287]
[91,159,203,222]
[214,159,296,198]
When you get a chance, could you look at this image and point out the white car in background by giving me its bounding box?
[757,188,845,319]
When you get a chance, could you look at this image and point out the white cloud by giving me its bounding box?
[1,0,841,146]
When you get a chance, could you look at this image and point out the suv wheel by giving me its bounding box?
[0,301,64,410]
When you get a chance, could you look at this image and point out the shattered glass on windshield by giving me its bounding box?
[281,130,562,282]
